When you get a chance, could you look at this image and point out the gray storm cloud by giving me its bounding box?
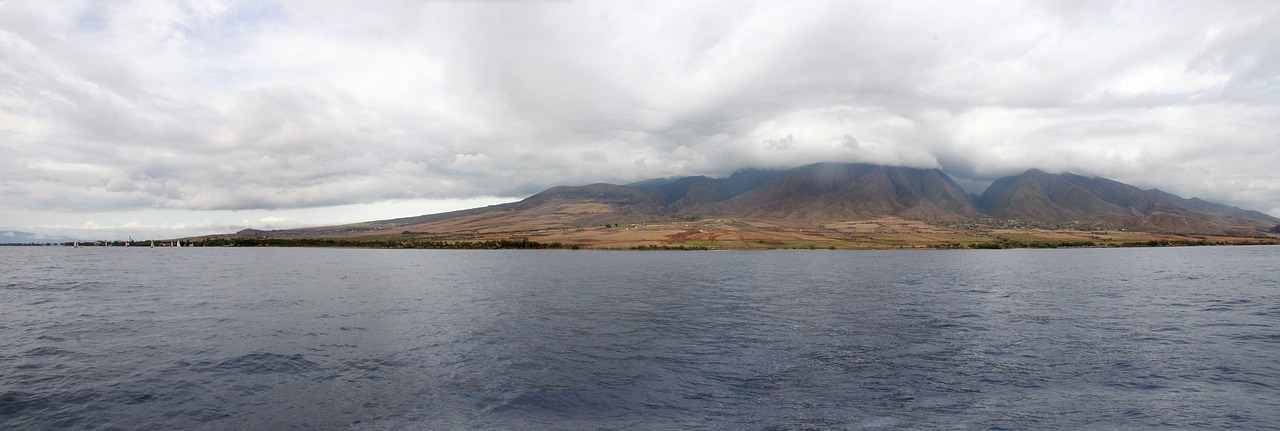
[1,0,1279,235]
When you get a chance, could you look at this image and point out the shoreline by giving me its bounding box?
[14,237,1279,251]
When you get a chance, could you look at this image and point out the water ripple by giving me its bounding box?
[0,246,1277,429]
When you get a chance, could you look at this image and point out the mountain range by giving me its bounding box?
[262,163,1278,240]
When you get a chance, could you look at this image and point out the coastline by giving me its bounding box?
[18,216,1279,251]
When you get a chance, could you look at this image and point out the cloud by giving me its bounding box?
[1,0,1279,239]
[765,135,796,151]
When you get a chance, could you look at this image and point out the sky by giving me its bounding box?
[2,0,1279,240]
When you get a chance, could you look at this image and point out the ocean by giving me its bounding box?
[2,246,1277,429]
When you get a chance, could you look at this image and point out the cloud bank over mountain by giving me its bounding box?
[2,1,1278,238]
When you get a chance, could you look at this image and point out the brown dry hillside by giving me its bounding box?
[206,163,1280,248]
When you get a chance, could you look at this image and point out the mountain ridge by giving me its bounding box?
[978,169,1278,234]
[236,162,1280,241]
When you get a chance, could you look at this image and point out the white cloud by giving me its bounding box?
[1,0,1278,239]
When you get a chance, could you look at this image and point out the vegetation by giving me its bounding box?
[967,238,1097,249]
[630,244,709,250]
[1116,239,1210,247]
[35,237,570,249]
[198,237,568,249]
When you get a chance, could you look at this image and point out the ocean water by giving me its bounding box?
[1,246,1278,430]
